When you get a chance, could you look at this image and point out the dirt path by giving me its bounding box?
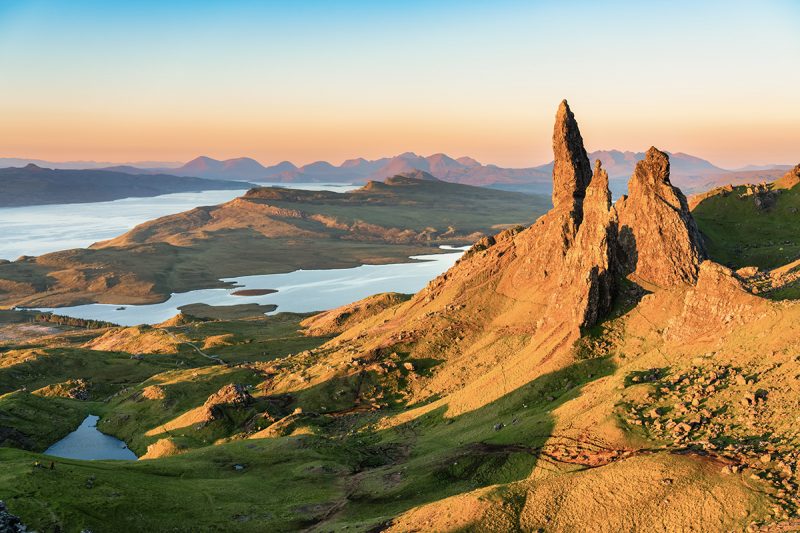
[162,329,226,365]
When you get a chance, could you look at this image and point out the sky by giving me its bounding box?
[0,0,798,169]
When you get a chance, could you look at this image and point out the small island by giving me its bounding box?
[230,288,277,297]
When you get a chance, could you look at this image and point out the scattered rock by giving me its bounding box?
[0,501,27,533]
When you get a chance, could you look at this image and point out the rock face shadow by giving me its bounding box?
[617,224,638,278]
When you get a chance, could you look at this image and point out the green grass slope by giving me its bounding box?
[693,183,800,270]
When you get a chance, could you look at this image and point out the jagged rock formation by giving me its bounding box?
[493,101,617,329]
[203,383,252,416]
[274,101,714,418]
[268,100,626,416]
[551,100,593,213]
[563,161,618,327]
[616,147,706,287]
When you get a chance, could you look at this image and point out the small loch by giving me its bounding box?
[44,415,137,461]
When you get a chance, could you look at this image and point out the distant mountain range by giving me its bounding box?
[157,151,788,194]
[2,151,793,195]
[140,153,552,186]
[0,164,248,208]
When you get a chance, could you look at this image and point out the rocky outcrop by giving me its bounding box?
[0,501,27,533]
[551,100,593,214]
[202,384,252,420]
[617,147,705,287]
[773,163,800,190]
[141,385,166,401]
[33,378,90,400]
[141,437,188,460]
[663,261,761,343]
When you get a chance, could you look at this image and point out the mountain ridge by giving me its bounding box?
[0,164,248,208]
[110,150,788,194]
[3,153,790,196]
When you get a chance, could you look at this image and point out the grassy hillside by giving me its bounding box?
[0,175,548,308]
[693,179,800,270]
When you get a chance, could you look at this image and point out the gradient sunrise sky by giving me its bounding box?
[0,0,798,169]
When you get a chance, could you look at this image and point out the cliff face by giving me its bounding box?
[616,147,706,288]
[484,100,617,330]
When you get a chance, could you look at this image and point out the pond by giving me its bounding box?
[44,415,137,460]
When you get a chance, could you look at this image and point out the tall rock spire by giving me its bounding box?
[617,147,706,287]
[564,160,618,327]
[551,100,593,213]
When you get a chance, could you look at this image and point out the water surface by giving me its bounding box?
[34,247,466,326]
[0,189,247,259]
[0,183,358,259]
[44,415,137,460]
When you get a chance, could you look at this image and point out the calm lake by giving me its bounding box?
[33,246,466,326]
[44,415,137,460]
[0,183,358,259]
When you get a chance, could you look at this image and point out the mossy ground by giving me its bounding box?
[693,184,800,270]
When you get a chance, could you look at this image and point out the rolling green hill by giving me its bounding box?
[692,165,800,270]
